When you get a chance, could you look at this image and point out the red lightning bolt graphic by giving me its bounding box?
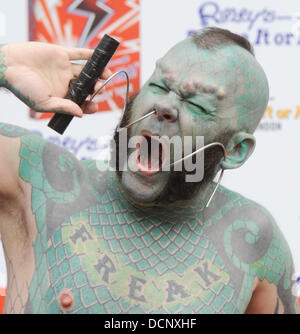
[68,0,114,47]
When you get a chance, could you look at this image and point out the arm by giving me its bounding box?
[245,217,300,314]
[0,42,111,116]
[0,42,110,203]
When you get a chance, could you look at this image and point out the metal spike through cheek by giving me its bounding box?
[88,70,227,208]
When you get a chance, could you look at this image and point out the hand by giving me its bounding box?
[1,42,112,117]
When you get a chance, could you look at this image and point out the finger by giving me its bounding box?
[101,67,112,80]
[91,68,112,94]
[82,101,98,114]
[71,63,84,78]
[67,47,93,60]
[39,97,83,118]
[94,80,106,95]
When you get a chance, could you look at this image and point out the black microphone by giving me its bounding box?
[47,34,120,135]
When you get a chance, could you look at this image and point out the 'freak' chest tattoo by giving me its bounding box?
[0,127,295,314]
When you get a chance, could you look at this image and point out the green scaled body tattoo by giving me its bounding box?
[0,46,42,112]
[0,124,297,314]
[0,29,299,314]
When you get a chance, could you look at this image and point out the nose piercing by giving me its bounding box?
[117,109,157,132]
[89,71,227,208]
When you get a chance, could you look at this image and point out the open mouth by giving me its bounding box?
[136,134,167,175]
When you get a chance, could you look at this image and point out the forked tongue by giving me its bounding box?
[137,136,163,174]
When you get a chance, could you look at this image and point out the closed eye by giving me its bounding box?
[185,100,207,114]
[149,82,169,93]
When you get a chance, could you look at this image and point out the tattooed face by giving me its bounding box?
[113,38,269,206]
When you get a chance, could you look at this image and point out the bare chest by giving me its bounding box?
[23,202,244,314]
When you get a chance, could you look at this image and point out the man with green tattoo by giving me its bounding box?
[0,28,298,314]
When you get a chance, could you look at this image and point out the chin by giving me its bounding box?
[121,169,170,205]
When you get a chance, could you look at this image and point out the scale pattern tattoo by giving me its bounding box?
[0,48,43,112]
[0,123,297,314]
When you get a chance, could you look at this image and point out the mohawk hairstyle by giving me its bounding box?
[191,27,255,56]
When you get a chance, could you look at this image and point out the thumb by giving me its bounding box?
[39,97,83,117]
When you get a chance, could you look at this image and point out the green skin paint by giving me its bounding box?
[120,39,268,205]
[0,39,298,314]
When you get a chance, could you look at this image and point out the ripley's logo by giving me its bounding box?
[197,1,300,31]
[187,2,300,47]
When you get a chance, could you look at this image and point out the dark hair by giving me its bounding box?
[191,27,254,56]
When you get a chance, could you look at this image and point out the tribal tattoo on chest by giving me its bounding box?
[0,123,297,314]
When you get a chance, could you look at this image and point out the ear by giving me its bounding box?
[221,132,256,170]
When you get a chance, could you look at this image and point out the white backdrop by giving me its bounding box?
[0,0,299,292]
